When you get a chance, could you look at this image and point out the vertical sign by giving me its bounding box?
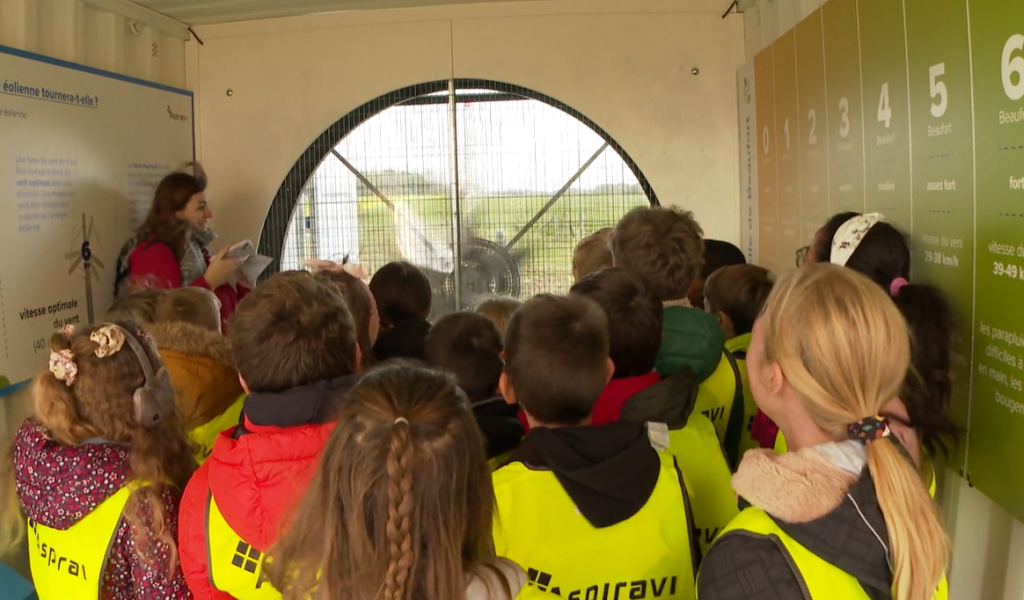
[738,63,760,265]
[822,0,865,218]
[754,48,779,273]
[967,0,1024,523]
[858,0,912,231]
[774,31,801,272]
[795,10,829,246]
[905,0,975,439]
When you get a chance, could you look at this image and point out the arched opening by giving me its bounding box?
[258,80,657,315]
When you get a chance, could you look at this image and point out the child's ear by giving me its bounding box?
[499,373,517,406]
[605,358,615,383]
[238,374,250,394]
[715,311,728,330]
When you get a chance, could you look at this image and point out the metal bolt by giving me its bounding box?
[691,68,700,75]
[226,89,234,97]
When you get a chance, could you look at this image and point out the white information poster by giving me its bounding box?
[0,45,194,388]
[737,63,759,264]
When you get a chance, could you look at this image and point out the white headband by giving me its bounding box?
[830,213,887,267]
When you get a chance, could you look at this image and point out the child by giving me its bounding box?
[610,207,743,465]
[315,268,380,368]
[109,287,244,464]
[572,227,613,281]
[698,265,948,600]
[703,264,774,464]
[11,321,194,599]
[475,296,523,340]
[369,261,432,361]
[179,271,361,600]
[493,294,699,600]
[266,364,558,600]
[686,239,745,308]
[571,267,736,554]
[424,313,524,462]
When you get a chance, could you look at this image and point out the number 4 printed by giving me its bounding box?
[877,83,892,128]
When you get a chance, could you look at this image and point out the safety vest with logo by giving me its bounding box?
[772,433,937,498]
[665,418,738,556]
[28,483,139,600]
[711,508,948,600]
[493,451,697,600]
[693,350,749,470]
[189,394,245,465]
[206,493,281,599]
[725,334,760,463]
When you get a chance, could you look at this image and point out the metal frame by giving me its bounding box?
[257,79,659,277]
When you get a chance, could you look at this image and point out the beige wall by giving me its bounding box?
[187,0,747,249]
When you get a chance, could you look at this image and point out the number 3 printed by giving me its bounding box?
[1003,34,1024,101]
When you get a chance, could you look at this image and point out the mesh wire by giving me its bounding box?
[276,84,652,318]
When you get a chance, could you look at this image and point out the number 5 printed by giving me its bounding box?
[929,63,948,118]
[1003,34,1024,101]
[838,97,850,139]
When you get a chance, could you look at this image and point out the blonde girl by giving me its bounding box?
[697,264,947,600]
[267,364,556,600]
[8,321,194,599]
[475,297,523,340]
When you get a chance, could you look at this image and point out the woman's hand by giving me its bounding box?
[205,247,241,289]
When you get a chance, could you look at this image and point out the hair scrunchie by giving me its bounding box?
[889,277,909,297]
[847,415,891,445]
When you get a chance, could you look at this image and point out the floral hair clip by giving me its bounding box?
[49,350,78,386]
[59,324,77,336]
[90,325,126,358]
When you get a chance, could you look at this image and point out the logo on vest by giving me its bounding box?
[28,519,87,580]
[231,541,268,588]
[701,406,725,424]
[527,568,679,599]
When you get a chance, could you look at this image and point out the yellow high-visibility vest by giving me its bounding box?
[206,493,282,599]
[494,451,696,600]
[709,507,948,600]
[665,417,738,556]
[28,484,136,600]
[189,394,244,464]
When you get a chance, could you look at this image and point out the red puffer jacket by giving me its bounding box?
[178,377,357,600]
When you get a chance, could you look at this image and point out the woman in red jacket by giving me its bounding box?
[118,163,248,328]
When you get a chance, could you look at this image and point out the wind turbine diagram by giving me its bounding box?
[65,213,104,324]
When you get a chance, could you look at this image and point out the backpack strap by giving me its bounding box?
[722,349,746,471]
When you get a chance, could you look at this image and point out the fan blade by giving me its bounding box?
[68,258,82,275]
[64,251,79,260]
[91,256,106,270]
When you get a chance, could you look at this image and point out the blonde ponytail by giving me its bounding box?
[867,439,947,600]
[761,264,948,600]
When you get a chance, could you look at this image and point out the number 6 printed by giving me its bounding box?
[1003,34,1024,101]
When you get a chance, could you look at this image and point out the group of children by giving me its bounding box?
[2,205,955,600]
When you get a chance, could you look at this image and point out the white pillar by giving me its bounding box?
[158,30,185,88]
[36,0,84,62]
[83,5,124,73]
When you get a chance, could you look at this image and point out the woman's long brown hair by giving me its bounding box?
[135,162,207,260]
[28,321,195,567]
[267,364,501,600]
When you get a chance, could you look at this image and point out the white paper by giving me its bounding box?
[225,239,255,260]
[239,253,273,283]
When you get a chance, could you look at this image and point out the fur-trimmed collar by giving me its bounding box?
[732,446,859,523]
[148,321,233,368]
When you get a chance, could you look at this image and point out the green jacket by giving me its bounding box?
[656,305,726,383]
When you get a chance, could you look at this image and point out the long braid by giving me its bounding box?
[383,420,415,600]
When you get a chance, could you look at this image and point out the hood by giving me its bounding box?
[656,306,726,382]
[373,318,431,362]
[510,421,661,528]
[150,321,243,429]
[472,397,525,460]
[619,367,699,429]
[207,376,359,550]
[13,420,129,530]
[592,371,661,426]
[733,444,893,595]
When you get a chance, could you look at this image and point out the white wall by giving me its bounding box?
[186,0,747,249]
[0,0,189,88]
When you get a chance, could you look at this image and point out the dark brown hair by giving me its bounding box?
[135,162,208,260]
[315,270,376,368]
[32,320,195,568]
[811,211,861,264]
[572,227,613,281]
[504,294,609,425]
[610,206,704,301]
[369,262,432,329]
[228,271,358,393]
[570,267,662,379]
[267,364,506,600]
[704,264,774,336]
[475,297,522,340]
[424,313,503,403]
